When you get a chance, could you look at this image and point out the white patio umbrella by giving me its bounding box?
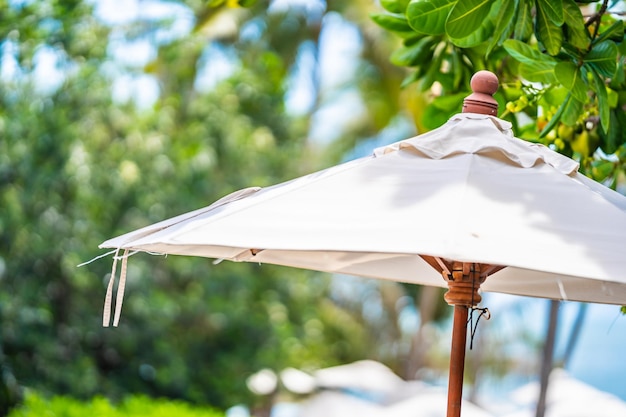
[294,360,494,417]
[504,368,626,417]
[98,71,626,417]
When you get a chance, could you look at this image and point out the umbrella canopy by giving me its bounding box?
[97,71,626,417]
[293,360,495,417]
[101,112,626,304]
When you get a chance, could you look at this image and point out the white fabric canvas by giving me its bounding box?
[100,114,626,306]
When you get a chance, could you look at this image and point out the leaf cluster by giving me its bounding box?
[373,0,626,186]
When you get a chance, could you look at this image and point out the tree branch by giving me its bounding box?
[584,0,609,42]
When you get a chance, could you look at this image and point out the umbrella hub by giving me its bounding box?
[443,262,486,307]
[419,256,503,307]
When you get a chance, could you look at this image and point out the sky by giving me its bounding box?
[481,293,626,401]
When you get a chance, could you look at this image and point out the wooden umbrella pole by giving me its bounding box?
[441,261,488,417]
[447,304,469,417]
[442,70,499,417]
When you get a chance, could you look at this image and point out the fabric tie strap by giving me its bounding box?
[103,248,129,327]
[113,249,129,327]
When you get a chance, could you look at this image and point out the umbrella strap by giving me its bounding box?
[113,249,129,327]
[103,248,129,327]
[467,307,490,350]
[466,263,489,350]
[102,249,119,327]
[77,249,118,267]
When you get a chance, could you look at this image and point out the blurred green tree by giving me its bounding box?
[0,0,425,413]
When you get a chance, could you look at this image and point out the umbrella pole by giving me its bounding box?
[440,261,488,417]
[443,72,499,417]
[447,304,469,417]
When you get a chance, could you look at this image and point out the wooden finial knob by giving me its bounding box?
[463,70,499,116]
[470,70,499,96]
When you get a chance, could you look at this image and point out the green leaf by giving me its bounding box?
[535,0,563,55]
[593,20,624,46]
[380,0,411,13]
[536,0,564,26]
[562,0,589,50]
[402,33,428,46]
[543,85,569,108]
[502,39,538,64]
[514,0,533,41]
[450,49,470,89]
[390,36,437,66]
[619,38,626,55]
[607,87,618,108]
[486,0,517,56]
[450,17,494,47]
[590,159,615,182]
[561,95,583,126]
[585,40,618,78]
[370,13,414,34]
[503,38,558,82]
[519,61,557,84]
[599,109,625,154]
[610,58,625,87]
[422,92,467,129]
[407,0,455,35]
[540,93,571,138]
[541,86,582,127]
[615,111,626,152]
[503,39,557,66]
[555,61,588,102]
[432,91,469,111]
[445,0,494,39]
[589,68,610,133]
[419,46,446,91]
[400,70,421,88]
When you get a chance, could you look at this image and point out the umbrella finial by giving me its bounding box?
[462,70,499,116]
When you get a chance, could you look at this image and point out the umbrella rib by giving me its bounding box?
[437,257,453,277]
[420,255,506,281]
[480,264,506,277]
[419,255,452,277]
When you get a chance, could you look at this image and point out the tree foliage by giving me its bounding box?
[373,0,626,187]
[7,0,597,413]
[0,0,419,413]
[8,392,223,417]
